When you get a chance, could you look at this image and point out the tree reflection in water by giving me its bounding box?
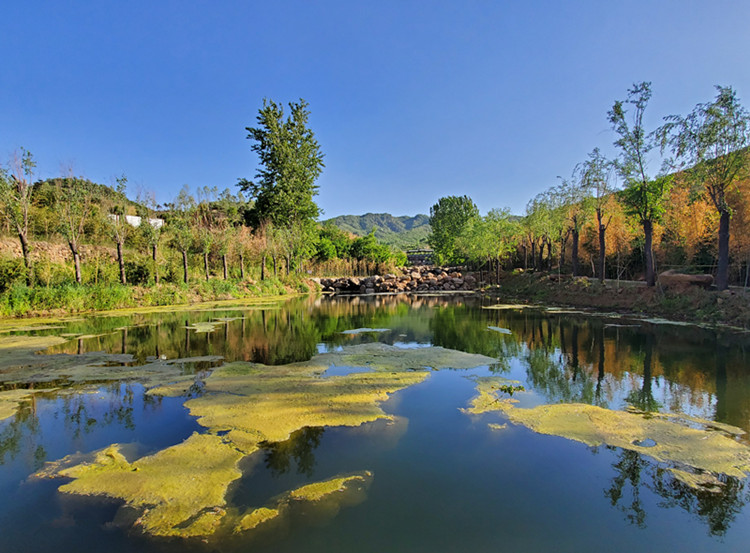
[604,445,750,536]
[262,427,325,477]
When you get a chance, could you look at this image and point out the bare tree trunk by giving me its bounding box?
[272,254,277,277]
[204,252,210,281]
[222,254,228,280]
[239,253,245,280]
[261,255,266,281]
[286,255,291,276]
[19,232,32,286]
[68,241,82,284]
[117,240,127,285]
[182,250,189,284]
[643,219,655,287]
[597,210,606,283]
[152,244,159,285]
[716,210,730,291]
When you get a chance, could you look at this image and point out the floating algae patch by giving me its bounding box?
[316,342,497,372]
[482,304,534,310]
[0,389,35,421]
[186,321,222,333]
[234,471,373,535]
[487,326,512,335]
[463,381,750,484]
[45,433,246,537]
[235,507,281,532]
[289,472,371,501]
[461,376,524,415]
[0,333,68,353]
[185,360,429,444]
[340,328,389,334]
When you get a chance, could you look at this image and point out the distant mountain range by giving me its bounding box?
[321,213,431,250]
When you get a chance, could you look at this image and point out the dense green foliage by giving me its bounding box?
[428,196,479,264]
[239,99,324,228]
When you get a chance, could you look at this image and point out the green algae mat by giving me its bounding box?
[3,294,750,552]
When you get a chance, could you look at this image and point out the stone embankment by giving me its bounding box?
[317,266,477,294]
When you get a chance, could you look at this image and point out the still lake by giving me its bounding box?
[1,294,750,552]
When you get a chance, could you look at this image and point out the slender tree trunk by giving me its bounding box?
[272,254,277,277]
[182,250,189,284]
[19,232,32,286]
[239,253,245,280]
[117,240,127,285]
[530,241,536,271]
[716,210,730,291]
[523,243,528,270]
[572,228,579,277]
[286,255,291,276]
[222,254,228,280]
[261,255,266,281]
[204,252,210,281]
[537,238,544,271]
[152,244,159,285]
[69,242,82,284]
[643,219,655,287]
[597,210,606,283]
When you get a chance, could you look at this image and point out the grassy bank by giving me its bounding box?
[0,277,313,318]
[490,272,750,330]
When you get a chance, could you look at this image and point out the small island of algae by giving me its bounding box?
[464,377,750,486]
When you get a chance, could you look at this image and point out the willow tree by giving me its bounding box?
[609,82,671,287]
[660,86,750,290]
[456,208,520,282]
[559,172,592,277]
[580,148,616,282]
[0,148,36,284]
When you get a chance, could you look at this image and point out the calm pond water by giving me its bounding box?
[1,294,750,552]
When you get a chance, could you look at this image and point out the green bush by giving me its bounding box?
[0,257,25,292]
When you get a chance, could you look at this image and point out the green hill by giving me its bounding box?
[322,213,431,250]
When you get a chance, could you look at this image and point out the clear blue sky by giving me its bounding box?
[3,1,750,218]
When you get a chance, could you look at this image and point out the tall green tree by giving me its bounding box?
[609,82,671,287]
[428,195,479,265]
[239,98,324,228]
[659,86,750,290]
[0,148,36,284]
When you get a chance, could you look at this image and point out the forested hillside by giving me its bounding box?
[322,213,430,249]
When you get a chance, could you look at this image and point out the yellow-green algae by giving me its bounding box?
[42,344,488,538]
[461,376,523,415]
[185,361,429,444]
[0,389,34,421]
[289,472,371,501]
[233,471,373,534]
[316,342,497,372]
[235,507,281,531]
[54,433,246,537]
[464,378,750,482]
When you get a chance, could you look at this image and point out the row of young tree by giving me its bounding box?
[0,99,403,290]
[429,83,750,290]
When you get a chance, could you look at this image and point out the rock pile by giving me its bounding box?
[317,267,477,294]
